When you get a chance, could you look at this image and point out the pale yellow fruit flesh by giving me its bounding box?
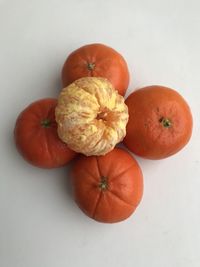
[55,77,129,156]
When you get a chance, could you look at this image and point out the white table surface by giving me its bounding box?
[0,1,200,267]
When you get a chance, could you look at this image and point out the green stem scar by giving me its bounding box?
[99,176,108,190]
[41,119,51,128]
[159,117,172,128]
[87,62,95,71]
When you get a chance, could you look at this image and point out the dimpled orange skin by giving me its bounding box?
[61,43,130,96]
[14,99,76,168]
[124,86,193,159]
[55,77,129,156]
[71,148,143,223]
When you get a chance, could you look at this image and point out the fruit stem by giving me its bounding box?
[87,62,95,70]
[159,117,172,128]
[41,119,51,128]
[99,177,108,190]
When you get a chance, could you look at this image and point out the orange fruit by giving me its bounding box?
[61,43,130,96]
[72,148,143,223]
[14,99,76,168]
[124,86,193,159]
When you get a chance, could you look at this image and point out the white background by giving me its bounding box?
[0,1,200,266]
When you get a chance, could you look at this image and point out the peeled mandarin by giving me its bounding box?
[55,77,129,156]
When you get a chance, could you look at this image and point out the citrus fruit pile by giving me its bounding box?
[14,43,193,223]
